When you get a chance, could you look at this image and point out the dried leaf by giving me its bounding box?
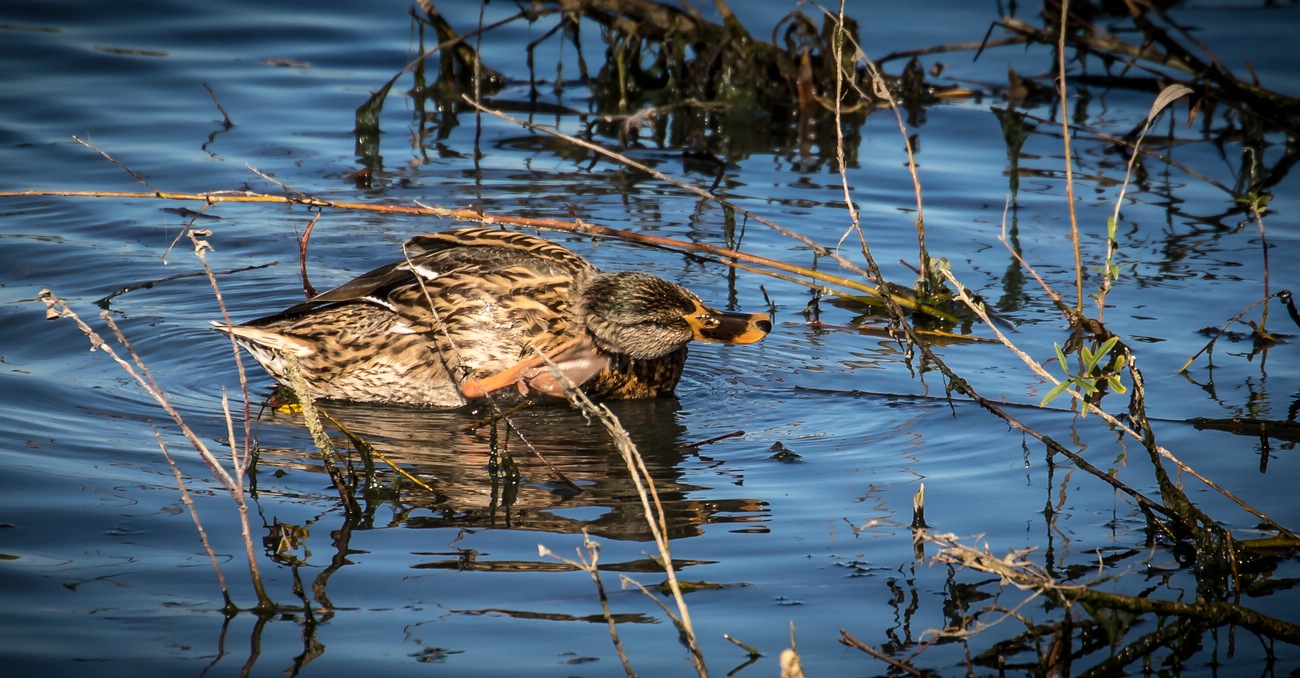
[1147,84,1192,123]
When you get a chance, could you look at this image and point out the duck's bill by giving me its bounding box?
[685,307,772,344]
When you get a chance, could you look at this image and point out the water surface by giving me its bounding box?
[3,0,1299,675]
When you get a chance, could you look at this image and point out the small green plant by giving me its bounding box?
[1234,189,1272,217]
[1041,336,1127,414]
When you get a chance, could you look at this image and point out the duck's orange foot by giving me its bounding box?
[458,335,611,400]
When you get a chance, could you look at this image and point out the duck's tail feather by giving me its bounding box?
[210,321,313,379]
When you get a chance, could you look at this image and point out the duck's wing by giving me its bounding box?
[394,230,606,399]
[252,228,596,324]
[379,228,596,326]
[403,228,594,275]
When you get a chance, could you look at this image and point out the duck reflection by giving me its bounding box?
[253,397,767,543]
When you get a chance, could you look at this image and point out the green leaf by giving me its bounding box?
[1041,379,1072,407]
[1081,344,1098,370]
[1097,336,1120,358]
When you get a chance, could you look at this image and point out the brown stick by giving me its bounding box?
[0,187,956,320]
[298,212,321,299]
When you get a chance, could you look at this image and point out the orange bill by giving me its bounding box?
[682,301,772,344]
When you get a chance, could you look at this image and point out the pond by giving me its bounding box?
[2,0,1299,676]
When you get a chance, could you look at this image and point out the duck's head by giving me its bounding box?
[576,272,771,359]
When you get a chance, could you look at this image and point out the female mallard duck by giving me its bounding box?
[216,228,771,407]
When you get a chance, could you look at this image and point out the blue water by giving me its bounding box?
[3,0,1300,675]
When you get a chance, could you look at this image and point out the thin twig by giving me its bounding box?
[0,183,959,320]
[95,261,276,308]
[72,135,160,194]
[838,629,926,676]
[203,82,235,128]
[1176,294,1280,374]
[298,212,321,299]
[530,347,707,675]
[153,424,235,611]
[457,98,958,322]
[675,430,744,451]
[318,410,436,493]
[38,289,273,608]
[938,268,1296,539]
[931,534,1300,644]
[1098,84,1192,320]
[539,531,637,677]
[1056,0,1084,314]
[192,229,256,469]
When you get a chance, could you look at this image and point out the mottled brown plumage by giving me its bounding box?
[215,228,771,407]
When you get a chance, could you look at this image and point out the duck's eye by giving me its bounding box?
[696,314,720,329]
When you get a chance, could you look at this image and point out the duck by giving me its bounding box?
[214,227,771,407]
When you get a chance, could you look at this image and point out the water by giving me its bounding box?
[3,0,1300,675]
